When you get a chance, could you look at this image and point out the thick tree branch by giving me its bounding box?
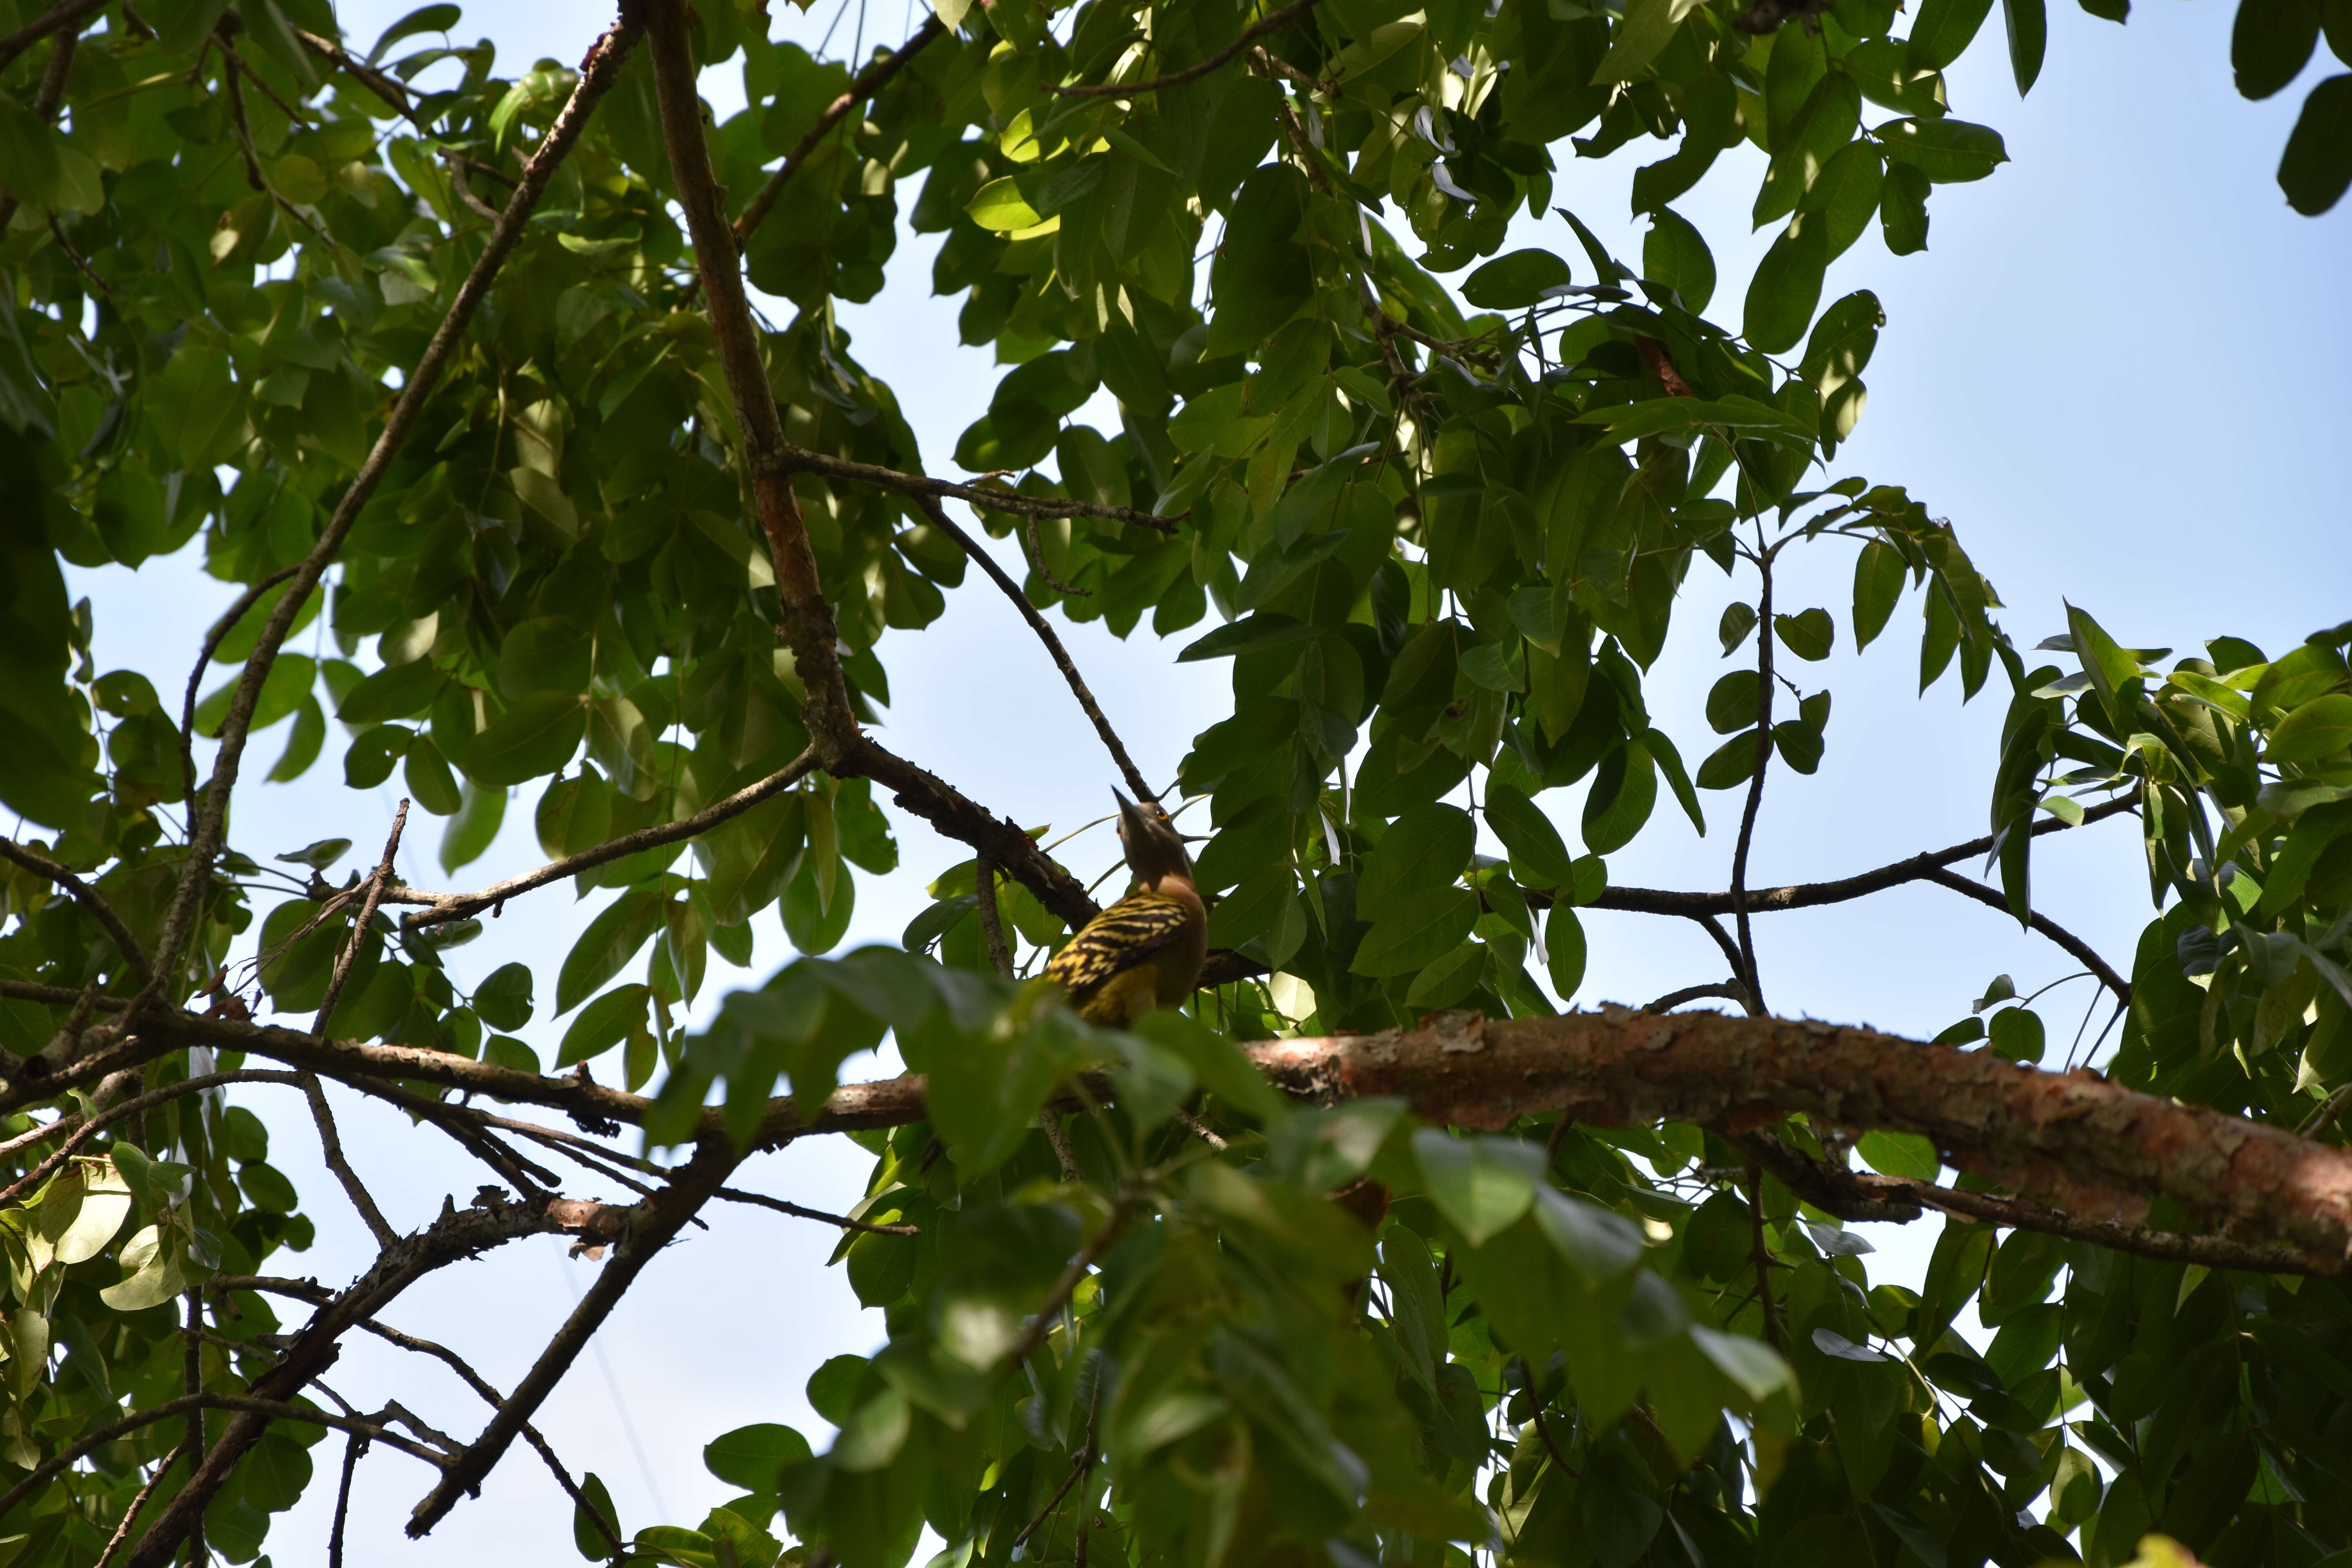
[914,495,1155,803]
[143,19,642,1010]
[0,838,152,983]
[0,14,78,231]
[1044,0,1318,96]
[406,1135,739,1535]
[0,0,102,74]
[645,0,857,755]
[850,739,1100,929]
[392,748,818,927]
[732,16,947,242]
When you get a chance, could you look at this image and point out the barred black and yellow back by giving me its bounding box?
[1047,793,1208,1027]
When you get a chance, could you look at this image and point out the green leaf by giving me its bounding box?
[1909,0,1998,69]
[1350,886,1479,976]
[1530,1185,1644,1281]
[475,962,535,1033]
[1696,731,1759,790]
[573,1472,622,1560]
[1852,539,1906,650]
[1176,613,1316,662]
[1881,162,1932,252]
[2268,693,2352,762]
[466,693,587,786]
[559,984,651,1066]
[338,659,443,726]
[1743,216,1831,354]
[2279,74,2352,214]
[1706,671,1762,735]
[275,838,352,870]
[783,857,857,954]
[1462,249,1573,309]
[967,177,1045,232]
[1358,804,1476,915]
[441,780,507,874]
[2002,0,2049,93]
[1412,1129,1545,1245]
[1592,0,1707,82]
[1546,905,1587,998]
[1584,741,1658,853]
[1987,1005,2045,1063]
[1856,1129,1941,1180]
[1877,117,2011,182]
[703,1423,811,1490]
[1485,784,1578,889]
[2235,0,2322,98]
[558,889,666,1014]
[1642,207,1716,314]
[1774,608,1835,661]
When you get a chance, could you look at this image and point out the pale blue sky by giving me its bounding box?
[54,1,2348,1559]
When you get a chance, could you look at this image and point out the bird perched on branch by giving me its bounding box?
[1045,791,1207,1027]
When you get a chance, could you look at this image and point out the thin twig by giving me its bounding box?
[0,839,153,982]
[1730,557,1774,1014]
[94,1442,186,1568]
[715,1185,919,1236]
[1007,1198,1140,1369]
[2299,1081,2352,1140]
[391,750,817,926]
[315,798,407,1034]
[1044,0,1318,96]
[327,1431,367,1568]
[218,34,313,125]
[293,27,426,128]
[0,19,77,230]
[1642,980,1748,1014]
[301,1072,400,1246]
[1040,1109,1083,1184]
[730,15,946,243]
[183,1294,205,1568]
[1025,514,1093,597]
[0,1071,303,1207]
[1518,1359,1576,1478]
[1914,866,2131,1002]
[1744,1163,1784,1353]
[777,446,1178,534]
[975,849,1014,979]
[917,496,1152,801]
[1171,1105,1228,1152]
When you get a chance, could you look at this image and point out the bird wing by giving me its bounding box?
[1044,890,1192,1000]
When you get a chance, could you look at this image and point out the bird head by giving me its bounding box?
[1114,791,1193,890]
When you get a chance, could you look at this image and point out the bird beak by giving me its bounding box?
[1114,790,1151,838]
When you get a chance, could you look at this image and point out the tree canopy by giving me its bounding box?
[0,0,2348,1566]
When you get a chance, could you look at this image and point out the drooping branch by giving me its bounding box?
[142,18,644,1009]
[0,838,152,983]
[732,15,948,243]
[1044,0,1318,96]
[1914,864,2130,1000]
[390,748,819,927]
[779,446,1178,533]
[405,1136,740,1535]
[913,495,1156,803]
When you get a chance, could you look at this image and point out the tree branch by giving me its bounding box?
[916,495,1154,803]
[776,446,1178,533]
[1642,980,1747,1014]
[93,1443,184,1568]
[1914,864,2130,1001]
[0,1070,305,1209]
[975,849,1015,980]
[732,16,947,242]
[300,1072,399,1247]
[0,0,103,74]
[715,1185,920,1235]
[1744,1163,1784,1352]
[405,1136,739,1535]
[1730,557,1774,1012]
[314,799,407,1031]
[125,1187,641,1567]
[0,838,152,983]
[177,563,299,815]
[293,26,427,129]
[392,748,818,927]
[1043,0,1318,96]
[0,13,79,231]
[142,18,643,1012]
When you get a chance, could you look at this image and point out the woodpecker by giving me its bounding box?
[1045,791,1207,1027]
